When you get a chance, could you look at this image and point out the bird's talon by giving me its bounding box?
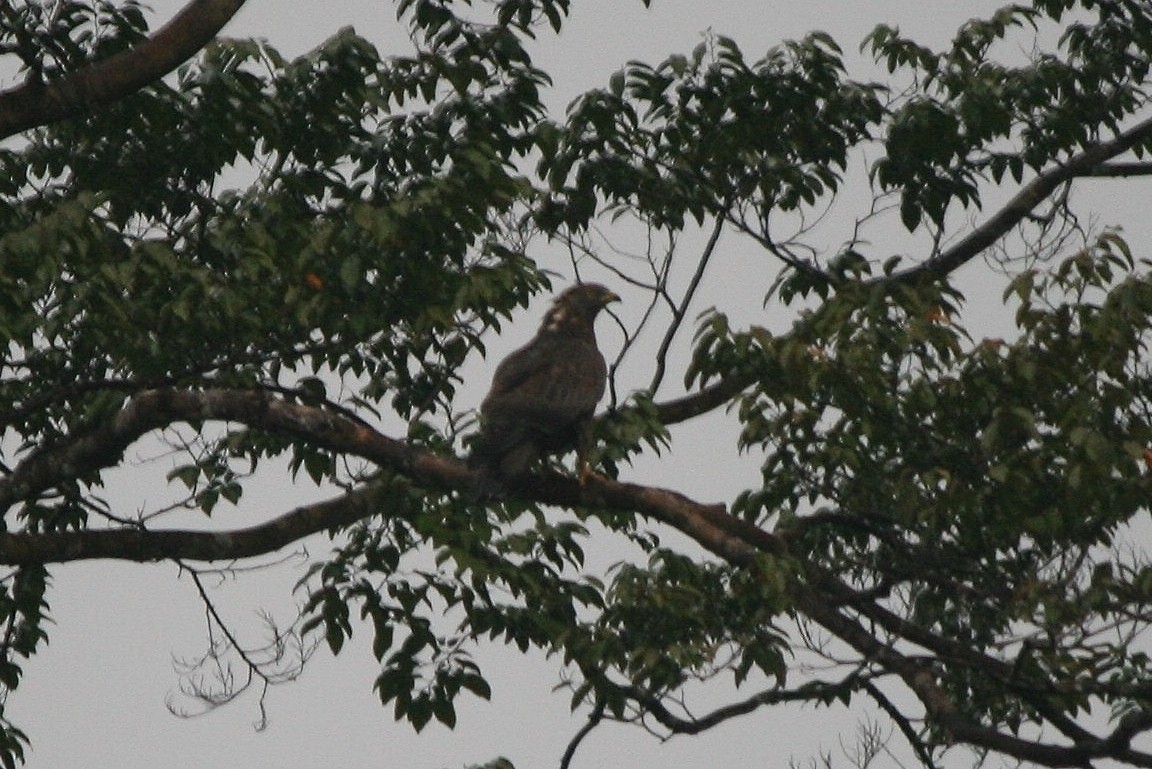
[579,465,602,487]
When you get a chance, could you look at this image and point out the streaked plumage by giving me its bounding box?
[469,283,620,495]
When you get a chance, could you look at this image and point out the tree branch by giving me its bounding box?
[863,681,938,769]
[559,701,604,769]
[795,587,1152,768]
[648,214,724,395]
[0,386,769,566]
[0,0,246,139]
[647,115,1152,430]
[3,387,1148,768]
[0,482,389,564]
[0,387,465,515]
[897,113,1152,283]
[652,375,749,427]
[1082,161,1152,177]
[619,671,868,736]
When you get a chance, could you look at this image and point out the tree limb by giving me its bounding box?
[652,375,748,427]
[863,681,938,769]
[896,113,1152,283]
[794,589,1152,768]
[1083,161,1152,177]
[618,672,868,736]
[0,387,464,515]
[559,701,604,769]
[0,387,767,565]
[2,386,1149,767]
[0,482,389,564]
[0,0,246,139]
[647,115,1152,429]
[648,214,724,394]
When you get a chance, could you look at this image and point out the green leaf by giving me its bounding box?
[166,465,200,489]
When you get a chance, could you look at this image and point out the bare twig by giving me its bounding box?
[183,564,274,724]
[864,681,938,769]
[648,215,724,395]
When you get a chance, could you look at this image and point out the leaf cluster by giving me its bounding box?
[868,2,1152,230]
[697,231,1152,747]
[537,32,884,232]
[0,0,147,78]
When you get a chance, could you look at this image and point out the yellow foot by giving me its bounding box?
[578,464,604,487]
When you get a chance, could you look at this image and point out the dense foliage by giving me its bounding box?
[2,1,1152,767]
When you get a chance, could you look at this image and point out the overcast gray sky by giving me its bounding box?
[11,2,1150,768]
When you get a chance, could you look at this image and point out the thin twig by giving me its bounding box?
[864,681,938,769]
[648,214,725,394]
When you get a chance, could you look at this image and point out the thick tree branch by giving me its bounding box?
[2,387,1149,767]
[1083,161,1152,177]
[652,375,748,427]
[795,594,1073,767]
[0,387,466,515]
[811,569,1115,747]
[0,387,765,565]
[0,0,246,139]
[0,468,760,568]
[616,488,1152,767]
[795,588,1152,768]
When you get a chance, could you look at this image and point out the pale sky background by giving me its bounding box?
[9,1,1152,768]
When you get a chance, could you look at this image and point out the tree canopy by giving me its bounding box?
[3,1,1152,767]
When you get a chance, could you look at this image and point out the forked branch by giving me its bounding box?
[0,387,1149,767]
[898,113,1152,282]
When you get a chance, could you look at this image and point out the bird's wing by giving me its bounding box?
[471,337,606,468]
[482,337,606,418]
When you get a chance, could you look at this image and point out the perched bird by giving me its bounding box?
[468,283,620,496]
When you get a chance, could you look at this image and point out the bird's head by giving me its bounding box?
[541,283,620,335]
